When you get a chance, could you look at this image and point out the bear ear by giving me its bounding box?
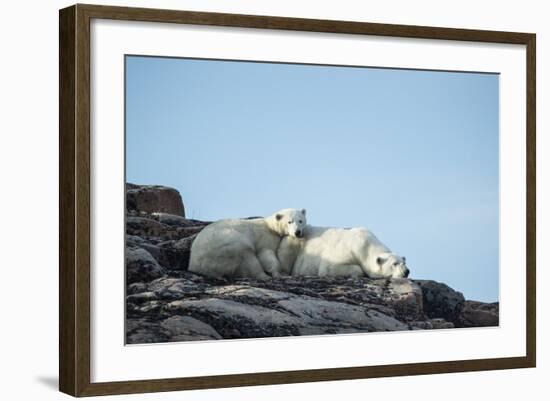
[301,208,306,216]
[275,213,283,221]
[377,255,388,265]
[403,256,406,263]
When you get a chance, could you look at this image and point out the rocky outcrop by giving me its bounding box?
[125,184,499,344]
[415,280,465,324]
[457,300,499,328]
[126,246,165,283]
[127,274,420,343]
[126,183,185,217]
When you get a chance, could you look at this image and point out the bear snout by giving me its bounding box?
[403,267,410,278]
[295,229,303,238]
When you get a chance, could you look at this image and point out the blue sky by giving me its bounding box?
[126,56,499,302]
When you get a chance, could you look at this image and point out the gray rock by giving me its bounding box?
[127,282,149,295]
[147,276,213,300]
[457,300,499,328]
[126,273,499,343]
[126,216,168,237]
[166,297,301,338]
[150,240,188,271]
[126,183,185,217]
[174,234,198,251]
[415,280,465,324]
[160,316,222,341]
[151,212,210,228]
[127,300,164,317]
[126,316,220,343]
[126,235,163,261]
[235,277,424,322]
[126,234,151,248]
[152,212,189,226]
[128,279,409,341]
[157,235,196,271]
[409,321,433,330]
[125,236,197,272]
[126,247,165,284]
[127,291,158,304]
[428,318,455,329]
[126,217,207,242]
[124,182,497,343]
[126,318,169,344]
[381,278,424,321]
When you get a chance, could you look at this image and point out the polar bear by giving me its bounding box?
[277,226,409,279]
[188,208,307,280]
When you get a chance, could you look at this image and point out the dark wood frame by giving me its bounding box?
[59,3,536,397]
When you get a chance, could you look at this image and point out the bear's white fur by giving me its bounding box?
[277,226,409,279]
[188,208,307,280]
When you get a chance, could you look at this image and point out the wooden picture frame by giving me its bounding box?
[59,3,536,397]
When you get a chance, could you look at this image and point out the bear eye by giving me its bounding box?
[288,221,292,224]
[299,220,303,224]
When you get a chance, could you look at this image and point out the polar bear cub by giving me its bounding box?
[277,226,409,279]
[189,208,307,280]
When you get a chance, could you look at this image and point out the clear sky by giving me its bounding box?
[126,55,499,302]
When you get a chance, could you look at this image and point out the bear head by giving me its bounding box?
[376,253,410,278]
[272,208,307,238]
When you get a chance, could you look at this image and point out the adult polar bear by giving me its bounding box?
[189,208,307,280]
[277,226,410,279]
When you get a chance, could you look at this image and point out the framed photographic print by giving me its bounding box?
[59,4,536,397]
